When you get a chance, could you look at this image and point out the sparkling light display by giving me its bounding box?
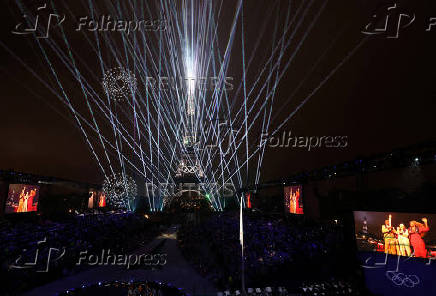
[102,174,137,209]
[101,67,137,102]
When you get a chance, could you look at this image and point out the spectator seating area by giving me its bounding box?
[217,286,294,296]
[215,279,363,296]
[0,213,160,295]
[300,279,362,296]
[56,280,187,296]
[178,212,361,293]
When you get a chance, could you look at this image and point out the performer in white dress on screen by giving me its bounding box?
[397,223,411,256]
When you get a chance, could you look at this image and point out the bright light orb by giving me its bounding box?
[184,51,196,94]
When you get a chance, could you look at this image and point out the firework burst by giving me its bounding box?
[102,173,137,209]
[101,67,137,102]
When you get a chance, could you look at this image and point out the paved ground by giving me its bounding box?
[21,226,217,296]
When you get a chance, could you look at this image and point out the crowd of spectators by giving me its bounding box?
[300,279,362,296]
[0,209,368,295]
[217,286,291,296]
[178,212,361,292]
[55,280,186,296]
[215,280,364,296]
[0,212,161,295]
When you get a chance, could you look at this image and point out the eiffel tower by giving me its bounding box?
[175,77,204,182]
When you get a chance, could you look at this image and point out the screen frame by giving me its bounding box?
[284,185,304,214]
[5,183,40,214]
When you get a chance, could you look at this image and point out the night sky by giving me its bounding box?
[1,0,436,185]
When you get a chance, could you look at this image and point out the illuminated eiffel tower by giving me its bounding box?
[175,71,204,181]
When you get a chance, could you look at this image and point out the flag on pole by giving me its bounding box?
[240,195,244,246]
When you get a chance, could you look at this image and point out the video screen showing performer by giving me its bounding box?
[354,211,436,258]
[88,190,97,208]
[246,192,252,209]
[5,184,40,213]
[284,185,303,214]
[98,191,106,207]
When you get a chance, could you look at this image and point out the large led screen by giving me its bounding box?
[354,211,436,295]
[5,184,40,213]
[284,185,303,214]
[88,190,96,208]
[354,211,436,258]
[98,191,106,207]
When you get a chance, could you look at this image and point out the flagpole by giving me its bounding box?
[242,243,246,296]
[240,195,247,296]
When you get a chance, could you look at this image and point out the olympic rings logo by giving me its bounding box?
[386,271,420,288]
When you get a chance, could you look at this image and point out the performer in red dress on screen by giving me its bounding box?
[409,218,429,258]
[99,193,106,207]
[26,189,37,212]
